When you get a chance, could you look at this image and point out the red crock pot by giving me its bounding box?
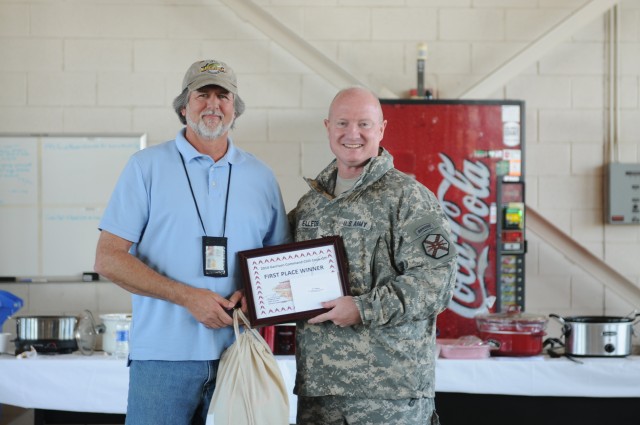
[475,311,548,356]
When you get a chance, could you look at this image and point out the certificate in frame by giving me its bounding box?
[237,236,350,327]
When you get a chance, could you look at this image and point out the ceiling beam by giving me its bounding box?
[219,0,370,91]
[526,206,640,307]
[459,0,619,99]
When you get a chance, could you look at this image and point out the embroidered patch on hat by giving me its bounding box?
[423,234,450,259]
[200,62,226,75]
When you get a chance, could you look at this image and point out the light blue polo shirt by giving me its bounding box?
[99,129,291,360]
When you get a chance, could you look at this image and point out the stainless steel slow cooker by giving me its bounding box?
[15,315,78,340]
[14,315,79,354]
[550,314,639,357]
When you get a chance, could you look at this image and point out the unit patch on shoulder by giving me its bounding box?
[423,234,450,259]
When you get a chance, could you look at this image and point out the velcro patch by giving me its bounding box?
[338,217,371,230]
[423,233,450,259]
[405,216,439,243]
[298,219,319,229]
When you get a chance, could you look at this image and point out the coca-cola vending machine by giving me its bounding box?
[380,99,526,338]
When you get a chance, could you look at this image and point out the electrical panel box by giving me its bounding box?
[607,163,640,224]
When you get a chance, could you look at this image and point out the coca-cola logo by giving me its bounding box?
[437,153,492,318]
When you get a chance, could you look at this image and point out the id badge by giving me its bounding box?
[203,236,228,277]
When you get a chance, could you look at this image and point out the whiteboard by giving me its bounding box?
[0,134,146,278]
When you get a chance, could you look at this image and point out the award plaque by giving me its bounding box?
[237,236,350,327]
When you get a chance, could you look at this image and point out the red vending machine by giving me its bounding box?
[380,99,526,338]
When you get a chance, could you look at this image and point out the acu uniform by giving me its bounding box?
[289,148,457,415]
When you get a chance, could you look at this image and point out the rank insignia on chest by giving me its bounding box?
[423,234,450,259]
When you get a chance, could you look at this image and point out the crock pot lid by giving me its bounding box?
[99,313,132,321]
[564,315,634,323]
[14,315,78,319]
[476,311,548,323]
[75,310,98,355]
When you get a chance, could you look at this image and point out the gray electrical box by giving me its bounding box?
[607,163,640,224]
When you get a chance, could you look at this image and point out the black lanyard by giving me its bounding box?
[179,152,232,237]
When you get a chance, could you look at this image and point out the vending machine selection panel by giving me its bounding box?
[497,181,526,310]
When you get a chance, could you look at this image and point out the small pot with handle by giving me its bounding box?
[13,315,79,354]
[549,313,640,357]
[15,315,78,341]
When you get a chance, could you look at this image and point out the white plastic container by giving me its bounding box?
[0,332,11,353]
[437,337,492,359]
[99,313,132,354]
[114,321,130,360]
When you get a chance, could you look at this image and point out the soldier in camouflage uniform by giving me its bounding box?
[288,87,457,425]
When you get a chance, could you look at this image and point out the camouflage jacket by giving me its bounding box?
[288,148,457,399]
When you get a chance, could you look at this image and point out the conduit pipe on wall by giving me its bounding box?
[607,4,621,163]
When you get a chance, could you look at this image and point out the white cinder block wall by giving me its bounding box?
[1,0,639,344]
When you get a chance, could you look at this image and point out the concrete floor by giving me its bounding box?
[0,406,32,425]
[0,406,123,425]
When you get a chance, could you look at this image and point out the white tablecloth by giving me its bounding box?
[0,353,297,422]
[1,353,639,422]
[436,355,640,397]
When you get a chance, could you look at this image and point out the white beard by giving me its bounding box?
[187,113,233,140]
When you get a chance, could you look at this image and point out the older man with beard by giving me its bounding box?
[94,59,290,425]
